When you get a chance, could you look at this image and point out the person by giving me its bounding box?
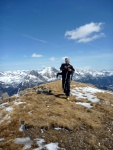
[56,72,62,78]
[60,58,75,100]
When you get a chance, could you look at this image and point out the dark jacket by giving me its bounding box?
[60,63,75,80]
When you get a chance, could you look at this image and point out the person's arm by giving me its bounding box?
[71,66,75,80]
[67,65,75,72]
[60,64,66,71]
[68,65,75,80]
[71,66,75,72]
[57,72,62,77]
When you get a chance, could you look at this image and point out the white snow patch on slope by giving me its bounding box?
[14,101,26,105]
[76,102,93,108]
[0,114,10,124]
[0,102,9,108]
[14,137,33,150]
[45,142,59,150]
[14,137,65,150]
[5,106,13,112]
[0,138,4,141]
[34,138,45,149]
[71,86,104,108]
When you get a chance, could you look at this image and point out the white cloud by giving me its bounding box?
[31,53,43,58]
[65,22,105,43]
[49,57,56,61]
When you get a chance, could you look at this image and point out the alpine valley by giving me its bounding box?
[0,67,113,99]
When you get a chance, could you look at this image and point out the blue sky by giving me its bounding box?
[0,0,113,71]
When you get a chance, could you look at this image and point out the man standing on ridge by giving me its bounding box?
[60,58,75,100]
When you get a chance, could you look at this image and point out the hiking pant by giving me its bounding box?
[62,78,70,97]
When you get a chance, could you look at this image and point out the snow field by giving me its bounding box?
[71,86,104,108]
[14,137,65,150]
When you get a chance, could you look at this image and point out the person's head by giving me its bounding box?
[65,58,69,64]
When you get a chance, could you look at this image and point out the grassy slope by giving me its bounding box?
[0,80,113,149]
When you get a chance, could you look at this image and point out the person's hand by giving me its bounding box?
[68,68,72,71]
[64,66,68,69]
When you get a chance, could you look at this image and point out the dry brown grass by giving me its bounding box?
[0,80,113,149]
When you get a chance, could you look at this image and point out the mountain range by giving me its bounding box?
[0,67,113,99]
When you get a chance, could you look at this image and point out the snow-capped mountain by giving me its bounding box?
[38,67,58,81]
[0,67,113,99]
[0,70,46,98]
[73,69,113,91]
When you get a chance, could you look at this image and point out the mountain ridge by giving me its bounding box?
[0,80,113,149]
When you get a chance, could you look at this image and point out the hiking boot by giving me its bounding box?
[67,97,70,100]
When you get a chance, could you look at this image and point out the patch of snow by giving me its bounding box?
[14,101,26,105]
[0,138,4,141]
[40,129,44,133]
[14,137,33,150]
[45,142,59,150]
[76,102,93,108]
[5,106,13,112]
[33,138,65,150]
[84,93,100,102]
[28,110,33,115]
[0,102,9,108]
[71,90,85,99]
[54,127,70,132]
[71,86,103,108]
[34,138,45,149]
[36,138,45,146]
[54,127,62,130]
[0,114,10,124]
[14,137,65,150]
[71,86,102,101]
[82,87,103,93]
